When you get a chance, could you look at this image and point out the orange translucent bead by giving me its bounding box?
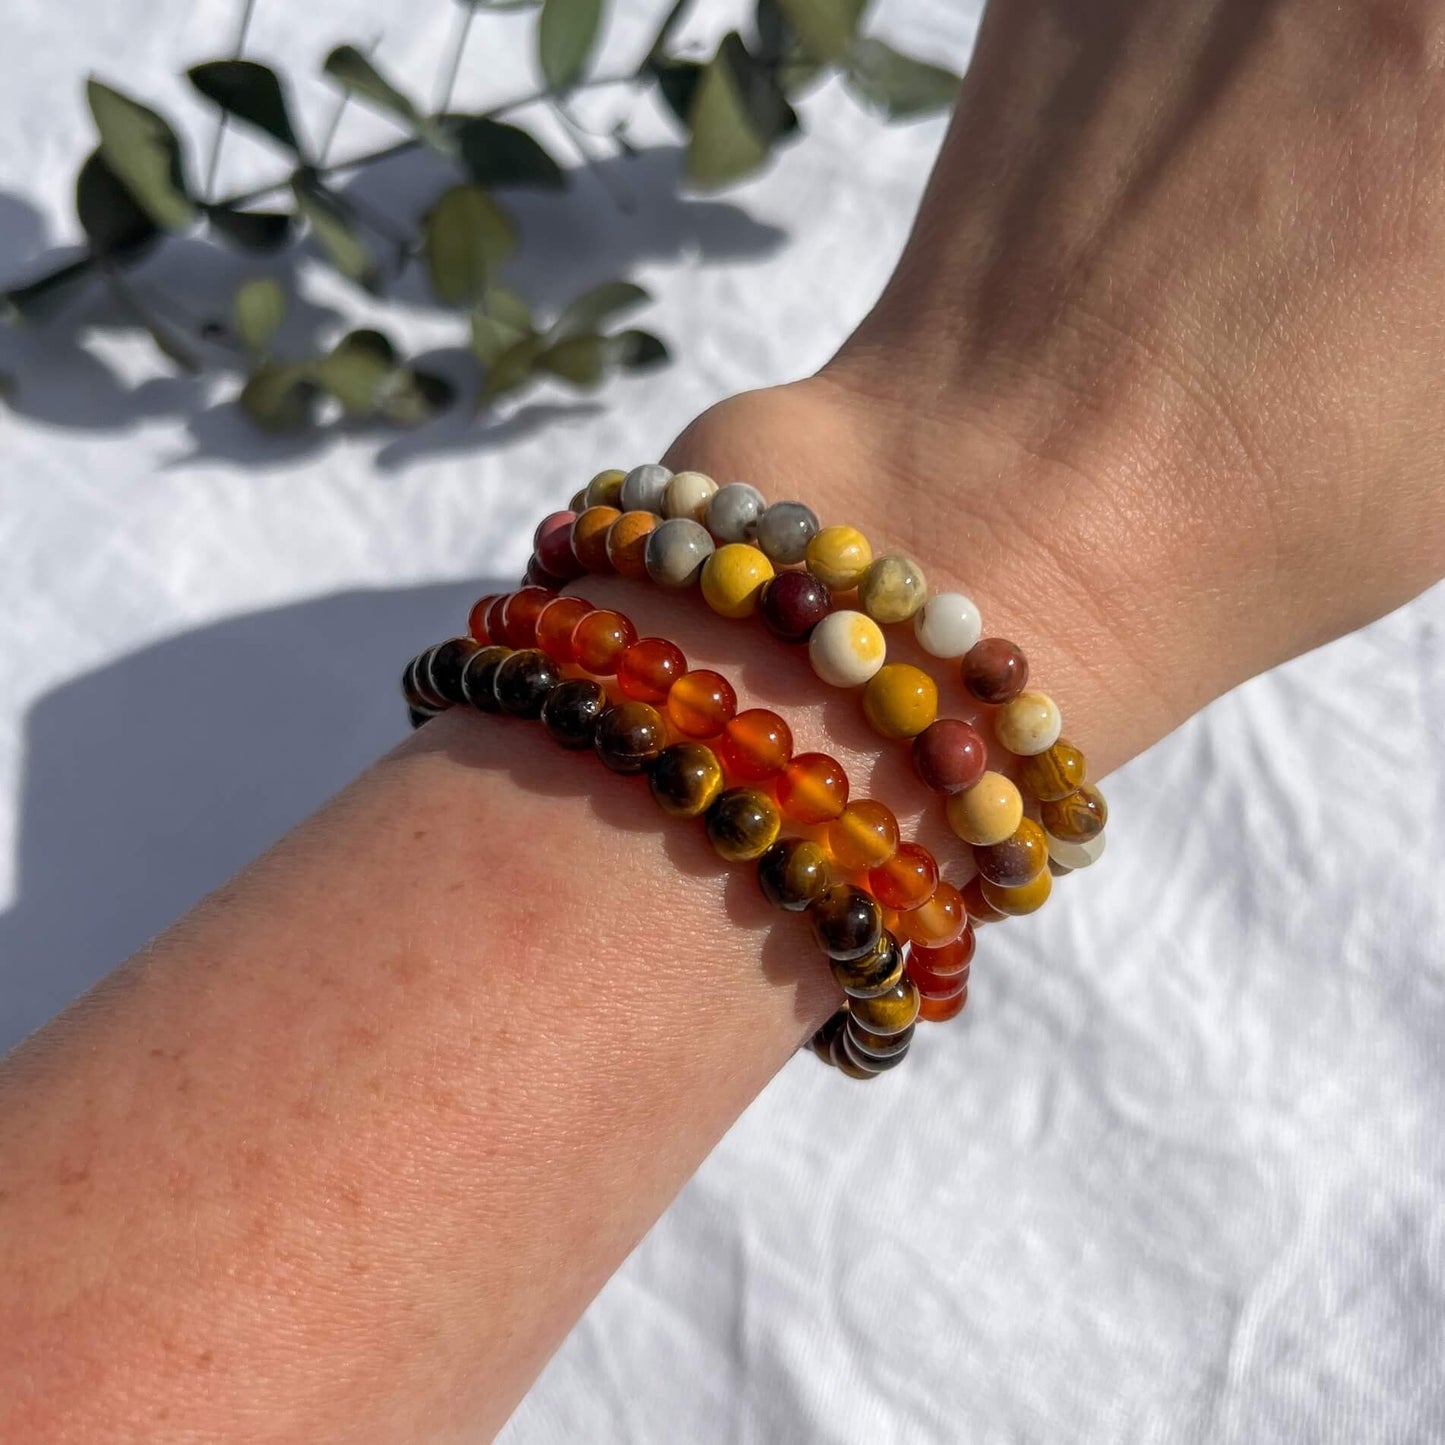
[828,799,900,872]
[667,669,737,739]
[961,875,1007,925]
[534,596,594,664]
[572,608,637,674]
[918,986,968,1023]
[909,926,975,978]
[896,881,967,947]
[605,510,658,579]
[484,594,510,643]
[468,593,502,643]
[868,842,939,911]
[776,752,850,825]
[617,637,688,704]
[500,586,556,648]
[716,708,793,782]
[571,505,621,572]
[909,954,970,999]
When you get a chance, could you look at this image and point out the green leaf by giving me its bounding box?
[454,117,566,189]
[376,368,456,424]
[776,0,866,62]
[647,57,703,126]
[2,257,95,323]
[538,333,606,385]
[314,328,399,415]
[844,37,959,119]
[484,286,535,332]
[686,33,798,187]
[239,360,319,431]
[422,184,516,307]
[86,79,193,231]
[292,174,380,292]
[538,0,602,92]
[549,280,649,340]
[481,334,547,398]
[75,149,162,259]
[233,276,286,353]
[606,328,669,370]
[187,60,300,153]
[323,45,452,152]
[204,203,293,251]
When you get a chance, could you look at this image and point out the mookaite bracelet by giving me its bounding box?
[401,461,1109,1078]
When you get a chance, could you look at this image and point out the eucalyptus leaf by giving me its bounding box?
[1,256,95,323]
[454,117,566,189]
[481,334,547,399]
[292,174,380,292]
[323,45,452,152]
[549,280,649,340]
[422,184,516,307]
[686,33,798,187]
[187,60,300,153]
[314,328,399,414]
[776,0,866,63]
[538,0,602,92]
[233,276,286,353]
[239,360,319,431]
[538,333,606,385]
[86,78,194,230]
[647,57,703,126]
[377,368,456,424]
[204,203,293,251]
[606,328,669,370]
[844,37,959,118]
[75,149,161,259]
[483,286,535,332]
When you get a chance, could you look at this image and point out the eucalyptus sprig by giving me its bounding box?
[1,0,959,435]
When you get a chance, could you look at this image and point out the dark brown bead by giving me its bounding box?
[810,883,884,961]
[974,817,1049,888]
[594,701,668,773]
[407,705,434,730]
[1041,782,1108,843]
[649,742,725,817]
[829,1030,879,1079]
[809,1008,848,1062]
[704,788,782,861]
[541,678,609,750]
[759,570,832,642]
[1017,738,1087,801]
[962,637,1029,705]
[461,645,511,713]
[830,932,904,998]
[402,655,440,714]
[757,838,832,912]
[912,718,988,793]
[427,636,481,706]
[493,648,562,718]
[842,1027,909,1073]
[409,648,448,711]
[847,1018,914,1059]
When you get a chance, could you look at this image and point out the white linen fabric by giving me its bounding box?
[1,1,1442,1440]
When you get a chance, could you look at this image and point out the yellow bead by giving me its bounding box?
[980,868,1053,916]
[861,662,939,739]
[806,525,873,591]
[584,468,626,508]
[700,543,774,618]
[945,771,1023,846]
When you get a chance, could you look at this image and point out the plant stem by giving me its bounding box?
[434,2,476,115]
[549,99,634,215]
[203,0,260,203]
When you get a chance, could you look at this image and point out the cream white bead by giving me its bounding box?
[1046,830,1105,870]
[913,591,982,659]
[620,463,672,514]
[808,610,887,688]
[662,470,718,523]
[995,691,1062,755]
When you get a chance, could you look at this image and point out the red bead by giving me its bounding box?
[910,926,975,978]
[897,882,968,947]
[535,596,594,664]
[776,752,850,825]
[962,637,1029,705]
[501,586,556,648]
[617,637,688,704]
[912,718,987,793]
[534,511,586,580]
[468,593,501,643]
[668,670,737,739]
[918,986,968,1023]
[716,709,793,782]
[868,843,939,911]
[759,570,831,642]
[572,608,637,674]
[909,954,970,999]
[485,594,510,643]
[961,875,1006,925]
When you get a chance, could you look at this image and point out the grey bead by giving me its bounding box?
[706,482,767,543]
[754,500,820,564]
[644,517,715,588]
[620,463,673,514]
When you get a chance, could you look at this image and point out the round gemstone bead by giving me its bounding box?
[524,556,568,592]
[908,953,969,1000]
[568,487,588,513]
[410,649,449,710]
[843,1025,911,1073]
[776,752,850,825]
[534,511,586,580]
[961,875,1007,925]
[918,988,968,1023]
[1046,830,1106,870]
[605,511,658,578]
[913,591,982,658]
[648,742,725,817]
[493,648,562,718]
[485,594,510,645]
[808,610,886,688]
[541,677,608,749]
[754,500,820,564]
[619,463,672,513]
[830,932,904,998]
[858,553,927,623]
[828,800,900,872]
[759,570,831,642]
[701,543,774,618]
[912,718,987,793]
[1018,738,1087,801]
[981,868,1053,916]
[945,771,1024,847]
[810,1009,847,1063]
[963,637,1030,704]
[756,838,832,911]
[500,586,556,649]
[594,701,667,773]
[534,596,594,664]
[910,927,976,978]
[805,525,873,591]
[716,708,793,782]
[896,881,968,947]
[848,976,920,1036]
[644,517,714,588]
[809,883,884,960]
[662,469,718,523]
[461,645,510,712]
[667,669,737,738]
[427,636,480,705]
[617,637,687,704]
[705,787,782,861]
[861,662,938,739]
[995,690,1062,756]
[571,505,621,572]
[468,593,501,644]
[830,1031,881,1079]
[706,481,766,543]
[974,817,1050,888]
[572,609,637,674]
[868,842,939,911]
[403,655,440,715]
[847,1016,914,1059]
[584,468,626,508]
[1041,782,1108,843]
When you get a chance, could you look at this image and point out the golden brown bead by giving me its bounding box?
[1040,782,1109,843]
[705,788,782,861]
[1016,738,1087,801]
[848,977,921,1036]
[829,932,905,998]
[829,1031,880,1079]
[756,838,832,911]
[594,701,667,773]
[648,742,725,817]
[846,1018,914,1059]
